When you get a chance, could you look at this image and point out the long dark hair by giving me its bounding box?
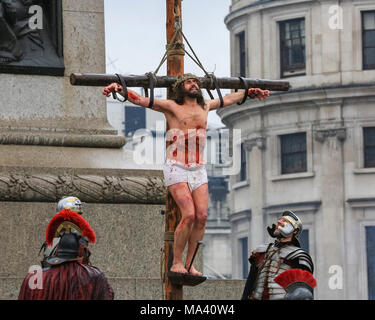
[173,83,206,109]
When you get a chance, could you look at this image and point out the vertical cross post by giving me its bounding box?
[164,0,184,300]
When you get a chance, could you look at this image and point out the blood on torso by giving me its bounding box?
[166,102,209,166]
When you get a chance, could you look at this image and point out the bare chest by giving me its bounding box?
[169,105,209,130]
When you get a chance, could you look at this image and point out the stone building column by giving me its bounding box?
[244,136,266,250]
[314,127,346,299]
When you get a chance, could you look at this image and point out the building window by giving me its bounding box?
[124,105,146,137]
[279,18,305,78]
[208,177,228,203]
[366,226,375,299]
[238,143,247,182]
[239,237,249,279]
[236,31,246,77]
[364,127,375,168]
[299,229,309,254]
[280,132,307,174]
[362,11,375,70]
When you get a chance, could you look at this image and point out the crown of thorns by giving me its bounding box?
[172,73,202,92]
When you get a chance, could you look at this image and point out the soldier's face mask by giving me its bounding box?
[276,218,295,238]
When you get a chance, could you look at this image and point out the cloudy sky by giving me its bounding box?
[104,0,232,126]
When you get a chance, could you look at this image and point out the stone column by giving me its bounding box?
[244,136,266,249]
[0,0,165,300]
[314,127,346,299]
[0,0,128,169]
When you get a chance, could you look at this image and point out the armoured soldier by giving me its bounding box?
[241,210,316,300]
[19,199,114,300]
[39,196,84,267]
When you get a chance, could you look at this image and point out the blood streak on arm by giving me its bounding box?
[128,91,140,101]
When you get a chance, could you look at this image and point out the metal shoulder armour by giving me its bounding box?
[252,243,271,254]
[250,243,273,266]
[284,248,314,273]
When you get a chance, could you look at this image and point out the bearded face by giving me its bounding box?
[182,78,203,99]
[184,86,203,99]
[173,78,205,108]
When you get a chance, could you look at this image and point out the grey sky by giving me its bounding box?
[104,0,232,126]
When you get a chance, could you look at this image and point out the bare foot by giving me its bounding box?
[170,263,188,274]
[186,265,203,276]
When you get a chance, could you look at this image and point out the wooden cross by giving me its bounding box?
[70,0,289,301]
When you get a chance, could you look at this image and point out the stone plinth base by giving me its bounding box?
[0,199,244,300]
[0,277,245,300]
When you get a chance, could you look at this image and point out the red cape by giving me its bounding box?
[18,261,114,300]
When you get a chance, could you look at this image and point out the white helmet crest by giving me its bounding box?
[57,196,84,214]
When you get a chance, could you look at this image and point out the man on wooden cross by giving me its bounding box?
[102,74,269,275]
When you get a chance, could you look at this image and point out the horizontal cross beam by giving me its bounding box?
[70,73,290,91]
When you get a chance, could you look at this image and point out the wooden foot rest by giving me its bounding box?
[167,271,207,286]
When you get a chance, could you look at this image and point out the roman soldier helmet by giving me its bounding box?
[274,269,317,300]
[267,210,303,245]
[57,196,84,215]
[44,208,96,266]
[280,210,303,239]
[172,73,202,92]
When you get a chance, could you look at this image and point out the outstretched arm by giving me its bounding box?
[208,88,270,111]
[102,83,173,113]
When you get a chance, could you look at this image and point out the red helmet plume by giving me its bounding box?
[274,269,317,290]
[45,209,96,246]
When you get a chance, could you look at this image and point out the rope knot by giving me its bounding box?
[166,42,185,57]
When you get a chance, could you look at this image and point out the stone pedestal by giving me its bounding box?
[0,0,127,166]
[0,0,165,300]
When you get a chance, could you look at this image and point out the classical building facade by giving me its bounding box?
[221,0,375,299]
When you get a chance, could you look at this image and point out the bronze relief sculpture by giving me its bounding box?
[0,0,64,75]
